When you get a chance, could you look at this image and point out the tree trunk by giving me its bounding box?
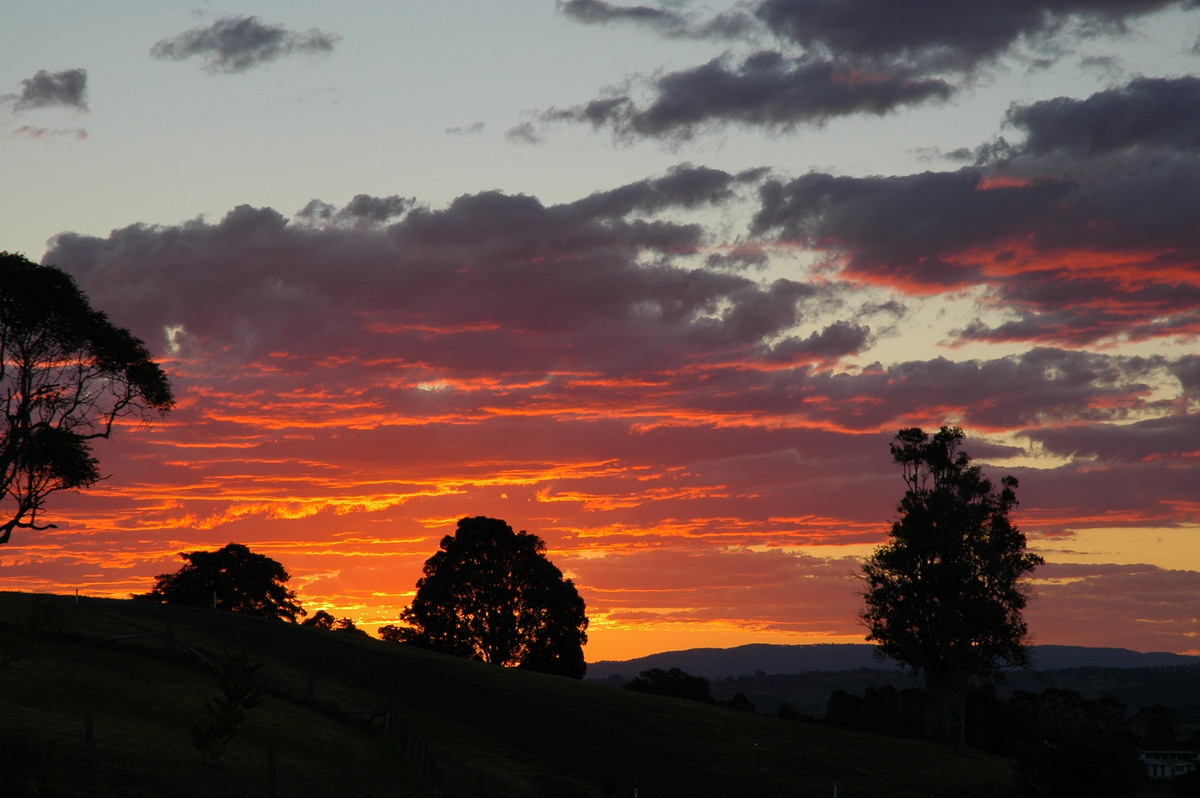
[923,671,967,749]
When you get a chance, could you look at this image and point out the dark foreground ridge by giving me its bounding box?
[0,591,1014,798]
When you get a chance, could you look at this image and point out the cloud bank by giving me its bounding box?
[39,132,1198,652]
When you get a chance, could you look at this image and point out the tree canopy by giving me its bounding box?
[0,252,174,544]
[860,426,1043,746]
[302,609,368,636]
[394,516,589,678]
[134,543,306,622]
[624,667,713,703]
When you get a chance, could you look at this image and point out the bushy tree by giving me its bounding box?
[377,623,405,643]
[624,667,713,703]
[395,516,589,678]
[860,426,1043,747]
[1012,688,1142,798]
[302,609,368,636]
[134,542,305,622]
[0,252,173,544]
[824,684,924,738]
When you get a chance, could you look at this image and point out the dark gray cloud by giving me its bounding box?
[560,0,687,31]
[751,73,1200,347]
[445,121,485,136]
[506,120,543,144]
[754,159,1200,343]
[765,321,872,366]
[296,194,415,227]
[566,163,753,217]
[150,16,339,74]
[1026,413,1200,463]
[542,52,953,140]
[705,246,770,271]
[11,68,88,111]
[1004,75,1200,156]
[755,0,1188,73]
[955,271,1200,346]
[752,168,1071,285]
[43,166,832,375]
[559,0,756,39]
[1172,355,1200,393]
[12,126,88,141]
[744,348,1174,432]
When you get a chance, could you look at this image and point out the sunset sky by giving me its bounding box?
[3,1,1199,663]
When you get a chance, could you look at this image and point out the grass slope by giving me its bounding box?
[0,592,1015,797]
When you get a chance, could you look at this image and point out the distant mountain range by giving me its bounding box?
[587,643,1200,681]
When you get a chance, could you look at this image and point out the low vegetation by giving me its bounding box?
[0,591,1017,797]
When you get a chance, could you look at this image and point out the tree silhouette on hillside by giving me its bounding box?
[390,516,589,678]
[0,252,174,544]
[860,426,1042,748]
[302,609,369,635]
[624,667,713,703]
[134,542,305,622]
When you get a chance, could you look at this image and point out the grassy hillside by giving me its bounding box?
[0,592,1015,798]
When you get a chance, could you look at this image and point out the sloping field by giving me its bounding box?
[0,592,1015,797]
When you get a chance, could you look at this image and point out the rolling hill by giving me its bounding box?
[0,592,1016,798]
[587,643,1200,682]
[588,643,1200,731]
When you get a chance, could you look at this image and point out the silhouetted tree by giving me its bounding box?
[860,426,1043,747]
[825,684,926,738]
[302,609,368,636]
[134,543,305,622]
[825,688,863,728]
[624,667,713,703]
[377,623,405,643]
[724,692,756,712]
[1012,688,1142,798]
[1131,704,1178,746]
[394,516,589,677]
[0,252,174,544]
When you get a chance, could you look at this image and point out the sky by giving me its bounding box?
[2,0,1199,663]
